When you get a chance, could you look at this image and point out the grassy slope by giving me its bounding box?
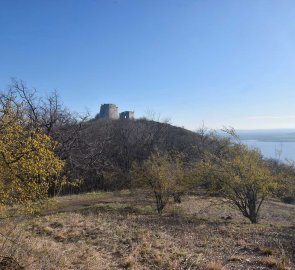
[0,191,294,270]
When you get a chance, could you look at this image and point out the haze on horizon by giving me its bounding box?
[1,0,295,131]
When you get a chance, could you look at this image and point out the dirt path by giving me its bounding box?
[41,192,147,215]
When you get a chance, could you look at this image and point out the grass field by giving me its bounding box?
[0,191,294,270]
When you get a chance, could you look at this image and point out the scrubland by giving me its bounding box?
[1,191,294,270]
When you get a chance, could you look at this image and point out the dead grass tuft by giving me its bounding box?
[206,261,225,270]
[259,256,289,270]
[228,255,243,262]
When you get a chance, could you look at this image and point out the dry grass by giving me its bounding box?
[206,261,225,270]
[259,256,290,270]
[0,192,294,269]
[178,196,295,226]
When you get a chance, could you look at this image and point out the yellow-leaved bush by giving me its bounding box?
[0,101,64,211]
[196,143,278,223]
[131,151,189,214]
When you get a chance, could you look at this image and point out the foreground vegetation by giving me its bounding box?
[1,192,294,270]
[0,80,294,269]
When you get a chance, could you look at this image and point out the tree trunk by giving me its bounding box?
[248,200,258,224]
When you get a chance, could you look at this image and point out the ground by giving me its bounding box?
[0,191,294,270]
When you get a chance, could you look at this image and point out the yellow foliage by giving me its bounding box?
[196,143,279,223]
[132,151,189,213]
[0,100,64,210]
[199,144,277,194]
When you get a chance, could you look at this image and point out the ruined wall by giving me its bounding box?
[99,104,119,119]
[119,111,135,120]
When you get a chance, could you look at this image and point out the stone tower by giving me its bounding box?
[119,111,135,120]
[99,104,119,119]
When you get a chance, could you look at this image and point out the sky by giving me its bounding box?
[1,0,295,130]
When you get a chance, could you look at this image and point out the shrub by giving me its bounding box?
[131,151,189,214]
[282,196,295,204]
[0,97,64,212]
[196,132,280,224]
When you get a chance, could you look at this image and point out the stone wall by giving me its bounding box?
[99,104,119,119]
[119,111,135,120]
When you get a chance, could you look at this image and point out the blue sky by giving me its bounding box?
[1,0,295,130]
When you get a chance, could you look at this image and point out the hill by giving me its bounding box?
[63,118,221,193]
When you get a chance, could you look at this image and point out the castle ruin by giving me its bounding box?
[99,104,119,119]
[98,104,134,120]
[119,111,135,120]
